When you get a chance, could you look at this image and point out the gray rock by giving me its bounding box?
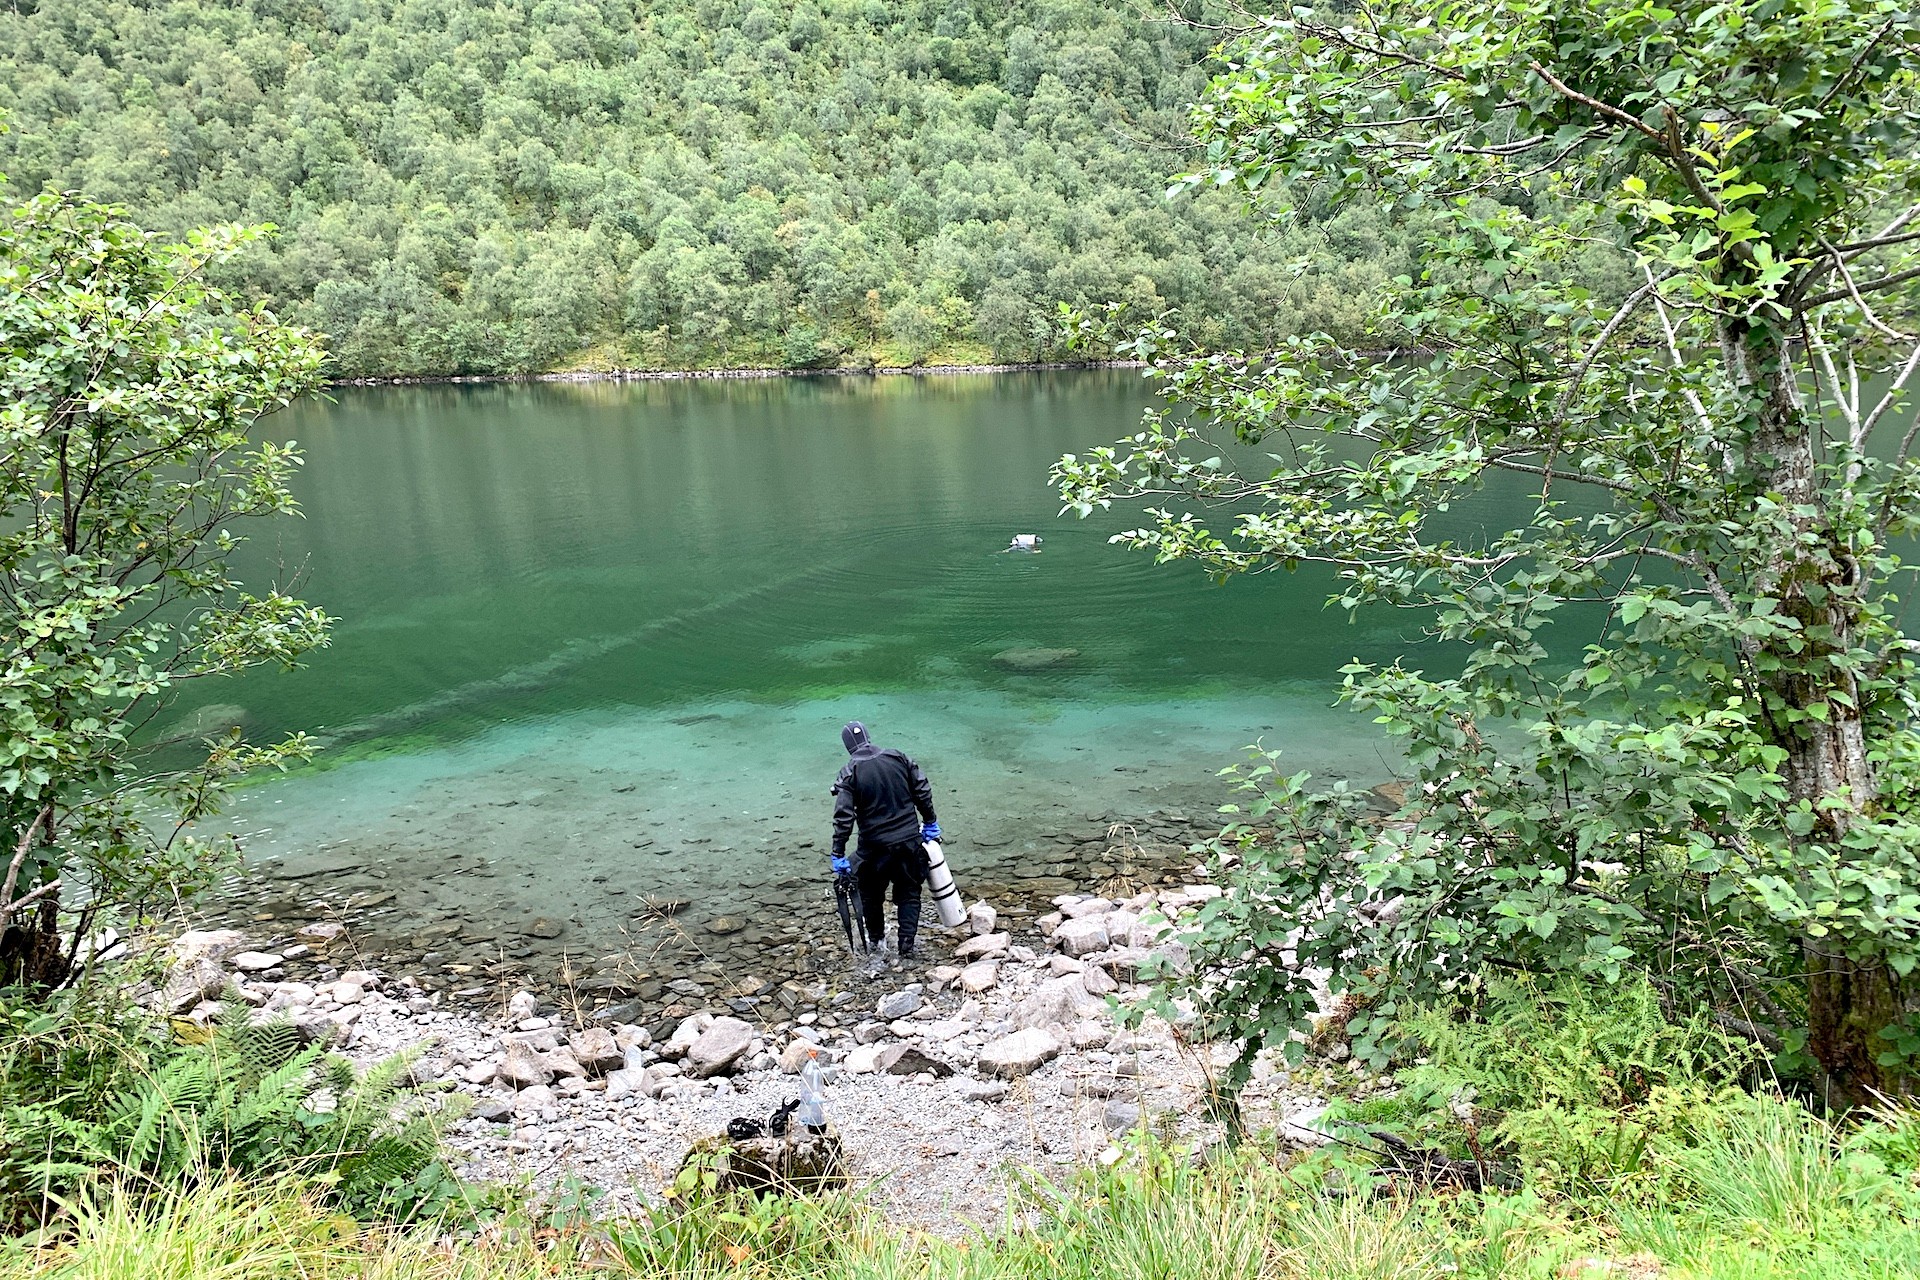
[686,1016,755,1077]
[472,1097,514,1123]
[967,901,998,936]
[231,951,283,973]
[496,1039,554,1088]
[162,959,229,1014]
[507,991,539,1021]
[953,932,1010,961]
[665,1012,715,1057]
[876,1045,953,1078]
[959,1079,1010,1103]
[1103,1101,1143,1136]
[852,1020,889,1044]
[512,1084,556,1114]
[569,1028,624,1075]
[1061,897,1116,920]
[1081,964,1118,996]
[1015,975,1103,1030]
[1053,917,1110,957]
[875,990,921,1019]
[524,917,566,939]
[977,1028,1063,1079]
[705,915,747,935]
[545,1047,587,1079]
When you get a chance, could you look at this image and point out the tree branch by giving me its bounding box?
[0,803,55,930]
[1801,264,1920,308]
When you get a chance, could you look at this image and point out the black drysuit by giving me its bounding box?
[831,744,937,953]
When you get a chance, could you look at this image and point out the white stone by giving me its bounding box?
[568,1028,624,1075]
[293,921,347,947]
[604,1066,650,1101]
[496,1039,554,1088]
[506,991,539,1021]
[1060,897,1115,920]
[959,1079,1010,1103]
[957,961,999,994]
[844,1044,885,1074]
[328,981,365,1005]
[1053,917,1110,957]
[665,1012,715,1057]
[977,1028,1062,1079]
[231,951,283,973]
[966,901,998,936]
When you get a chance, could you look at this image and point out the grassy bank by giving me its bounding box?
[5,1097,1919,1280]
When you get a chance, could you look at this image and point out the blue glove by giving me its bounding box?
[831,854,851,875]
[921,822,941,842]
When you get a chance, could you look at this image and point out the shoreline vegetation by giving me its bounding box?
[330,357,1148,387]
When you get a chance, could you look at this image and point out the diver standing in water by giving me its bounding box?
[830,721,939,967]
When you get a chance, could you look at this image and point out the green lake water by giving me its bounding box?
[179,370,1533,985]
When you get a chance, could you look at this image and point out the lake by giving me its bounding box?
[179,370,1521,1002]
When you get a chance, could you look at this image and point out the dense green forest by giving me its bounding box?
[0,0,1405,376]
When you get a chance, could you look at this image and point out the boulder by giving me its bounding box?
[953,932,1010,961]
[1060,897,1115,920]
[545,1047,587,1079]
[496,1039,555,1089]
[1053,917,1110,957]
[1016,975,1104,1030]
[569,1028,624,1076]
[876,1045,954,1078]
[957,961,999,994]
[1081,964,1118,996]
[977,1028,1062,1079]
[686,1016,755,1077]
[328,981,365,1005]
[966,901,998,936]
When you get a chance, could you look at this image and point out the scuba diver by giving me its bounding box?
[830,721,940,964]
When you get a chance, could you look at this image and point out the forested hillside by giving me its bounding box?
[0,0,1405,376]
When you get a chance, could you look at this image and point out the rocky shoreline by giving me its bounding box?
[163,868,1370,1233]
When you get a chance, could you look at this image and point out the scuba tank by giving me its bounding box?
[922,839,967,928]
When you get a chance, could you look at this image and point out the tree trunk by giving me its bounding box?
[1742,325,1913,1104]
[0,892,70,990]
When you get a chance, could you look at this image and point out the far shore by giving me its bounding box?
[329,358,1149,388]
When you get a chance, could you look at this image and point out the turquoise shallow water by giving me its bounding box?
[170,371,1528,980]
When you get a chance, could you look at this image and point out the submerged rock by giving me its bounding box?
[991,647,1080,671]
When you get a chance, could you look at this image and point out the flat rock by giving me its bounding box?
[523,917,566,939]
[958,1079,1010,1102]
[231,951,283,973]
[686,1016,755,1077]
[1060,897,1116,920]
[705,915,747,935]
[953,932,1010,961]
[977,1027,1062,1079]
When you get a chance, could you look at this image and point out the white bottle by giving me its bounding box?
[797,1058,827,1131]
